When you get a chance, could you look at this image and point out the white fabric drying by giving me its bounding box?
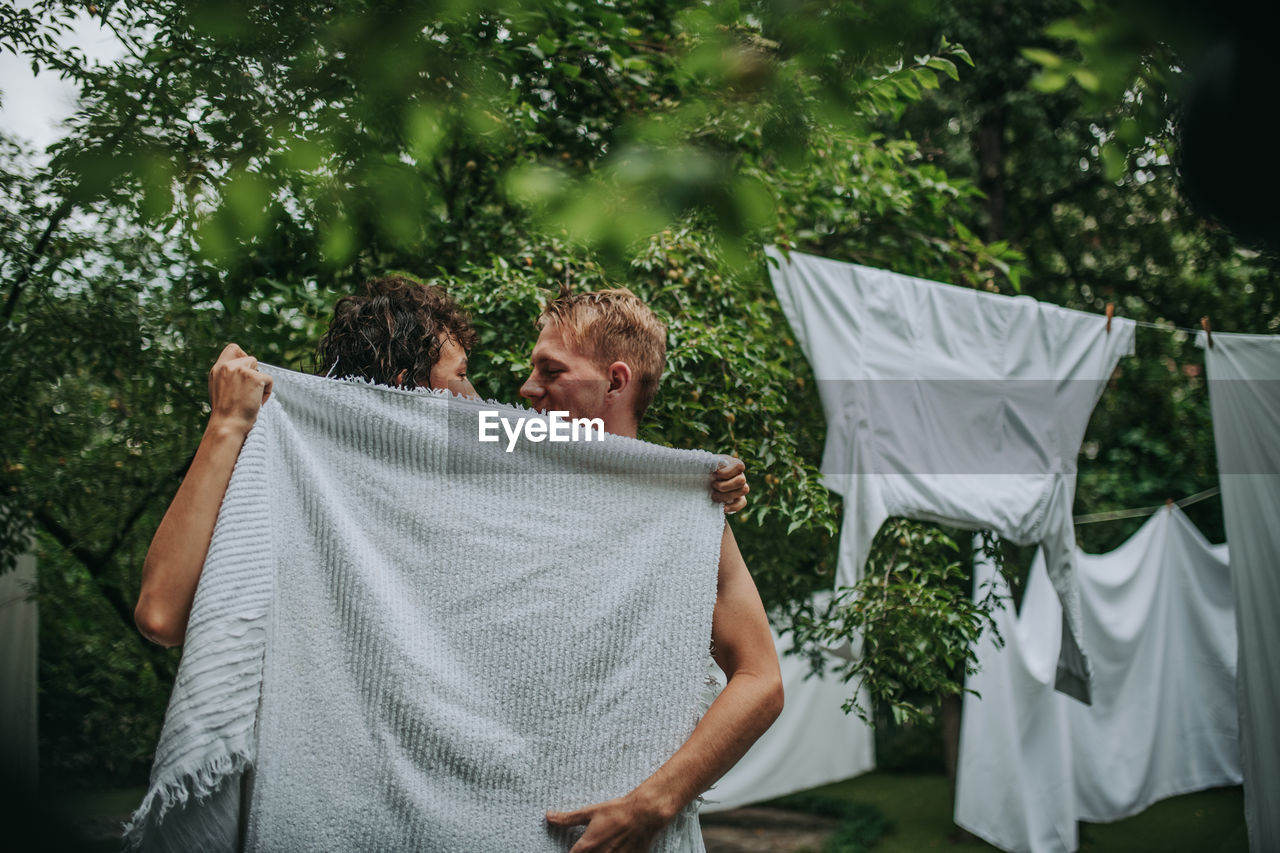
[1200,330,1280,853]
[0,550,38,793]
[955,506,1241,853]
[126,366,727,853]
[765,247,1135,703]
[700,623,875,812]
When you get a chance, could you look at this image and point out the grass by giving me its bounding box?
[806,773,986,852]
[767,791,892,852]
[798,772,1247,853]
[1076,787,1248,853]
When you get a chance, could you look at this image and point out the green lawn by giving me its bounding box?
[804,772,1246,853]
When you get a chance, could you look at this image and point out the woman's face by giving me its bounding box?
[428,335,477,398]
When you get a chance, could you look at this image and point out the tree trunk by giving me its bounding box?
[941,690,961,795]
[944,533,981,842]
[976,105,1007,242]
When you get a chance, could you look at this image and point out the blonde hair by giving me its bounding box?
[538,287,668,420]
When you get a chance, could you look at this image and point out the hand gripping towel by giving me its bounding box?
[765,247,1135,703]
[124,365,725,852]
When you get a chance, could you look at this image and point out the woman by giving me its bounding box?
[134,275,748,647]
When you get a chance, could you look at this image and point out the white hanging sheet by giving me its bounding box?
[700,623,875,812]
[765,247,1135,702]
[955,506,1240,853]
[1200,330,1280,853]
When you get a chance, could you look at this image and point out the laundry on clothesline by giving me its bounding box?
[1072,486,1220,525]
[1200,330,1280,853]
[766,247,1135,703]
[955,505,1239,853]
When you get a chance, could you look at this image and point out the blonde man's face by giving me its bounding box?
[518,324,610,421]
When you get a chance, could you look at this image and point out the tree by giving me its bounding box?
[3,0,1021,786]
[896,0,1278,551]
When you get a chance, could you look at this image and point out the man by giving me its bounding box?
[135,276,748,648]
[520,288,783,852]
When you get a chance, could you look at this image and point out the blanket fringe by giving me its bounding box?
[688,663,724,815]
[121,748,251,850]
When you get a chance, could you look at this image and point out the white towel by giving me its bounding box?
[125,365,725,852]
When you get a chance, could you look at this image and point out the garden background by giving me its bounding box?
[1,0,1274,846]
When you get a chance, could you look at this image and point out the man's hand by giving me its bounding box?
[209,343,273,438]
[545,792,670,853]
[711,455,748,514]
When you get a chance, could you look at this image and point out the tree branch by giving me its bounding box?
[99,449,198,567]
[24,445,201,681]
[31,503,177,682]
[2,199,73,324]
[31,504,100,577]
[2,57,172,324]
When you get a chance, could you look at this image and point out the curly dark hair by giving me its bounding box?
[314,275,478,388]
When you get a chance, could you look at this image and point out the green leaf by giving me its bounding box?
[1045,18,1094,44]
[1101,141,1126,182]
[1020,47,1063,69]
[536,33,558,57]
[1071,66,1100,92]
[1030,69,1070,93]
[914,68,940,90]
[925,55,960,81]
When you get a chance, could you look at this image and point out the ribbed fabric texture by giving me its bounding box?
[124,415,273,853]
[127,366,724,852]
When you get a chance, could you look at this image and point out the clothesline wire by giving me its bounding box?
[1073,485,1221,525]
[1075,318,1215,524]
[1129,317,1204,336]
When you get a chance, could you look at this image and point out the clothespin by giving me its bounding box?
[1201,316,1213,348]
[1165,498,1175,508]
[1105,303,1114,334]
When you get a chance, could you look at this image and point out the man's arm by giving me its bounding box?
[134,343,271,647]
[545,524,783,851]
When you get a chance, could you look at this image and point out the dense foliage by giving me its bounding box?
[896,0,1278,554]
[2,0,1276,789]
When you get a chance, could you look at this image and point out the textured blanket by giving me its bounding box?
[124,366,725,852]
